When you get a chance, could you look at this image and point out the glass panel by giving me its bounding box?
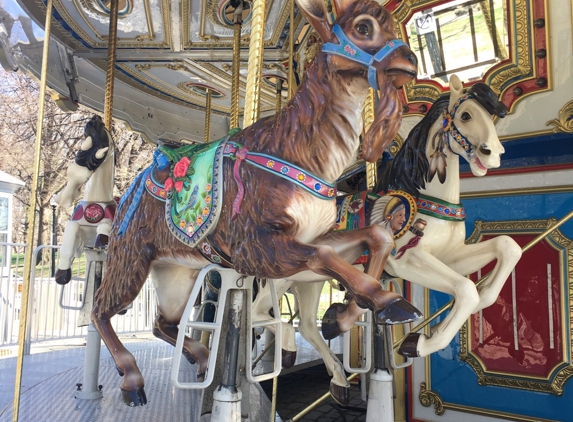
[405,0,508,85]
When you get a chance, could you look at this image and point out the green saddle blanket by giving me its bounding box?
[159,135,231,247]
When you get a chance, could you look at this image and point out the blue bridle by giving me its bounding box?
[322,24,408,90]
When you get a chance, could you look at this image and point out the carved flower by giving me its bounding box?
[173,156,191,178]
[164,177,174,191]
[175,181,184,193]
[202,207,210,216]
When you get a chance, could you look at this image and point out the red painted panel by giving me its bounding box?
[469,234,563,378]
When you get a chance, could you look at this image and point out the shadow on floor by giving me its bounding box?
[259,364,367,422]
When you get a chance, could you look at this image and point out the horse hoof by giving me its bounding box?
[94,234,109,250]
[197,372,205,382]
[321,303,346,340]
[282,349,297,369]
[55,269,72,285]
[375,298,422,325]
[121,387,147,407]
[329,382,350,406]
[398,332,421,358]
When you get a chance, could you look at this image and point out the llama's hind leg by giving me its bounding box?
[150,265,210,379]
[91,248,152,406]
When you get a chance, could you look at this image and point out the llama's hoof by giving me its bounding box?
[282,349,297,369]
[94,234,109,250]
[375,298,422,325]
[397,332,421,358]
[121,387,147,407]
[197,371,205,382]
[329,382,350,406]
[321,303,346,340]
[55,268,72,285]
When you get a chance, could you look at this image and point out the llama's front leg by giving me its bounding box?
[55,220,81,285]
[305,244,421,325]
[314,226,397,339]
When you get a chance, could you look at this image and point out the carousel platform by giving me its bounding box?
[0,331,355,421]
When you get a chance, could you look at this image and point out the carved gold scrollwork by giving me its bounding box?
[135,64,152,71]
[388,134,404,157]
[546,100,573,133]
[419,382,445,415]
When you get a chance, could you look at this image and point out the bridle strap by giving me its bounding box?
[322,25,407,90]
[442,94,474,156]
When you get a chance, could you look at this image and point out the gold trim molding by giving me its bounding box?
[419,382,445,415]
[461,219,573,395]
[546,100,573,133]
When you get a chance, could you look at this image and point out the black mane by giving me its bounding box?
[374,95,449,197]
[75,115,110,171]
[375,82,506,198]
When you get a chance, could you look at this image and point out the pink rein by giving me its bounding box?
[231,146,249,221]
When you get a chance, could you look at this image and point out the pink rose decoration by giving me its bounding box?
[164,177,174,191]
[175,180,184,192]
[173,157,191,178]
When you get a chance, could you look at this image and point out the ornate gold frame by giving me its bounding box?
[390,0,550,115]
[459,219,573,395]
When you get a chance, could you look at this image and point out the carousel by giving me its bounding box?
[1,0,572,421]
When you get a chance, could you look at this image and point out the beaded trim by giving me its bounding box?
[223,142,337,200]
[416,194,466,221]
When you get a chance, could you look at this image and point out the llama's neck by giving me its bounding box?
[248,54,369,183]
[421,120,461,204]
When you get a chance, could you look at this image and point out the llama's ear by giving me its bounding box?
[296,0,334,43]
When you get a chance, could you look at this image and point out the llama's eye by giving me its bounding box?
[461,112,471,121]
[355,21,372,36]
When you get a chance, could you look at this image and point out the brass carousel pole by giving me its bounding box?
[204,89,212,142]
[288,0,296,99]
[363,88,377,190]
[230,2,242,129]
[12,1,54,420]
[104,0,119,129]
[242,0,266,127]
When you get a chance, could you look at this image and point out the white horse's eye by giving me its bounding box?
[461,112,471,122]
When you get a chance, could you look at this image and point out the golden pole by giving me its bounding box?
[288,0,296,100]
[275,78,283,112]
[230,4,242,129]
[393,209,573,350]
[204,89,212,142]
[363,88,377,189]
[242,0,266,127]
[103,0,119,130]
[270,376,278,422]
[12,1,54,420]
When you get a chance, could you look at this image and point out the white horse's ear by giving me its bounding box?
[296,0,334,43]
[448,74,464,108]
[95,147,109,160]
[80,136,93,151]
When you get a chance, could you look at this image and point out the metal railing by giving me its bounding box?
[0,242,157,351]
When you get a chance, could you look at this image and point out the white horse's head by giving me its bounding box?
[445,75,508,177]
[53,115,113,208]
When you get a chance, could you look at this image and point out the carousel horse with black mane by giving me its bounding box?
[53,115,115,285]
[91,0,420,407]
[253,75,522,403]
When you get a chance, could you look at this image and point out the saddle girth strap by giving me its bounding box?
[223,141,337,218]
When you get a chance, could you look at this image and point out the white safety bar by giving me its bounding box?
[171,265,282,389]
[343,310,372,374]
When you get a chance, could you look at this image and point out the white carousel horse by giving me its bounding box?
[253,75,522,402]
[53,115,116,285]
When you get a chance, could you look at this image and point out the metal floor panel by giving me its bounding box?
[0,336,276,422]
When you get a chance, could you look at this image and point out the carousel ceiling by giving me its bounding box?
[0,0,552,144]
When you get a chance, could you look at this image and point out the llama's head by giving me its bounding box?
[296,0,418,162]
